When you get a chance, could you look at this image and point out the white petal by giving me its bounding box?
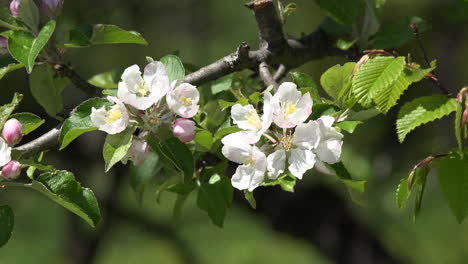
[316,139,342,164]
[143,61,167,84]
[288,92,312,126]
[221,133,253,164]
[258,91,273,135]
[231,165,255,191]
[275,82,301,104]
[292,120,321,150]
[167,83,200,118]
[317,116,335,128]
[266,149,286,179]
[272,113,296,128]
[317,116,343,141]
[121,65,143,94]
[288,148,316,179]
[231,104,262,131]
[90,106,108,127]
[0,138,11,167]
[90,97,129,134]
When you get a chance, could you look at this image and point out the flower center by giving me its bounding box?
[180,96,192,106]
[283,102,296,117]
[134,80,149,97]
[243,157,254,166]
[280,135,293,152]
[244,110,262,130]
[105,109,123,123]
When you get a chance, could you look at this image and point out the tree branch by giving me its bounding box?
[54,63,103,97]
[14,127,60,158]
[259,62,279,90]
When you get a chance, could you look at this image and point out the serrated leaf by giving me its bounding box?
[197,174,233,227]
[103,128,134,172]
[29,65,69,118]
[9,112,44,134]
[160,55,185,83]
[59,98,112,150]
[439,152,468,223]
[397,95,458,142]
[321,62,355,101]
[396,177,410,208]
[352,56,406,107]
[26,20,56,73]
[0,205,14,248]
[373,73,411,113]
[0,93,22,129]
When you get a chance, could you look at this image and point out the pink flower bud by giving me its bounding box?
[2,118,22,145]
[126,139,150,166]
[2,160,21,180]
[10,0,20,18]
[172,118,196,142]
[42,0,63,18]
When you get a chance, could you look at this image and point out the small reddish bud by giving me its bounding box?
[172,118,196,143]
[9,0,20,18]
[2,118,22,145]
[2,160,21,180]
[42,0,64,18]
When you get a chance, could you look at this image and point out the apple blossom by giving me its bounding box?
[2,118,22,145]
[0,137,11,167]
[271,82,312,128]
[118,61,170,110]
[172,118,196,142]
[267,120,320,179]
[314,116,343,165]
[91,96,129,134]
[1,160,21,180]
[222,132,267,191]
[122,138,150,166]
[10,0,20,18]
[42,0,63,17]
[166,83,200,118]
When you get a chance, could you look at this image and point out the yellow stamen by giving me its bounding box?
[284,102,296,117]
[180,96,192,106]
[244,157,254,166]
[134,80,149,97]
[280,135,293,151]
[105,109,122,123]
[244,110,262,130]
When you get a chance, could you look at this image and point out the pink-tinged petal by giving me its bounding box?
[1,160,21,180]
[172,118,196,142]
[288,92,312,126]
[2,118,22,145]
[0,138,11,167]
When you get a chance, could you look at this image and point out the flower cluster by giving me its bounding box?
[90,60,200,165]
[0,118,23,180]
[222,82,344,191]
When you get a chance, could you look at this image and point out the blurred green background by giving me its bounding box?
[1,0,468,263]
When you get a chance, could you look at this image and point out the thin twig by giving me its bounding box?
[273,64,288,82]
[259,62,279,90]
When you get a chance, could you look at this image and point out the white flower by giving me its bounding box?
[122,138,150,166]
[166,83,200,118]
[271,82,312,128]
[267,120,320,180]
[91,96,129,134]
[221,132,267,191]
[0,137,11,167]
[118,61,170,110]
[314,116,343,165]
[230,91,273,142]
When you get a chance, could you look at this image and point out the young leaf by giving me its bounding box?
[373,73,411,113]
[9,112,44,134]
[160,55,185,83]
[320,62,355,101]
[438,152,468,223]
[0,93,23,128]
[26,20,56,73]
[59,98,112,150]
[396,95,458,142]
[5,30,34,66]
[413,166,429,221]
[103,128,134,172]
[0,63,24,80]
[244,190,257,209]
[29,65,69,118]
[197,174,233,227]
[396,177,410,209]
[352,56,406,107]
[0,205,14,248]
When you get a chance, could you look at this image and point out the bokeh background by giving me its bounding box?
[1,0,468,263]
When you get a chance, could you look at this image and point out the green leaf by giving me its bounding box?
[397,95,458,142]
[147,135,194,182]
[5,30,34,66]
[88,70,119,89]
[373,73,411,113]
[0,93,22,129]
[29,65,69,118]
[396,177,410,209]
[244,190,257,209]
[202,100,229,132]
[336,38,357,50]
[59,98,112,150]
[197,174,233,227]
[17,0,39,33]
[342,179,367,206]
[314,0,366,24]
[9,112,44,134]
[352,56,406,107]
[321,62,356,101]
[329,162,352,180]
[211,74,233,95]
[335,121,362,133]
[0,205,14,248]
[26,20,56,73]
[455,102,464,154]
[263,174,297,192]
[194,129,213,152]
[130,151,162,203]
[291,72,317,88]
[373,16,430,49]
[309,104,339,120]
[64,24,148,48]
[160,55,185,83]
[249,92,262,105]
[413,166,429,221]
[103,128,134,172]
[0,63,24,80]
[438,152,468,223]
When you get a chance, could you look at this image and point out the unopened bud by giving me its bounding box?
[172,118,196,143]
[0,37,8,56]
[2,118,22,145]
[9,0,20,18]
[124,139,149,166]
[2,160,21,180]
[42,0,63,18]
